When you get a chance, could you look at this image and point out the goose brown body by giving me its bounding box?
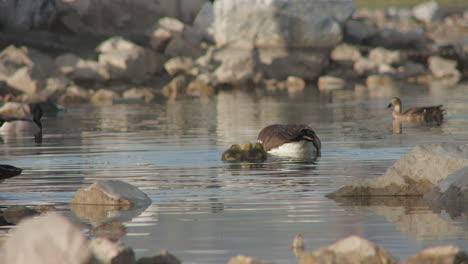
[387,97,445,124]
[257,123,321,156]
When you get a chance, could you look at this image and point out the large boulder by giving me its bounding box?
[0,0,56,31]
[327,143,468,197]
[211,0,354,80]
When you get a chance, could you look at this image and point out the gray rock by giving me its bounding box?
[0,212,92,264]
[412,0,444,24]
[396,61,427,79]
[0,0,56,31]
[55,53,109,82]
[58,85,90,105]
[353,58,378,75]
[6,67,44,94]
[344,20,379,43]
[212,43,257,84]
[330,44,362,63]
[164,31,204,59]
[193,2,214,40]
[327,143,468,197]
[311,236,396,264]
[90,237,135,264]
[90,219,127,241]
[402,246,467,264]
[71,180,151,206]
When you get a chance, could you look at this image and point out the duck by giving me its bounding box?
[257,123,321,157]
[387,97,445,124]
[0,164,22,183]
[0,102,43,136]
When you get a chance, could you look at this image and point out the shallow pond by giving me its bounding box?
[1,84,468,263]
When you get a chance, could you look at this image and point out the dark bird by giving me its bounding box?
[0,103,43,136]
[387,97,445,124]
[257,123,321,158]
[0,164,22,183]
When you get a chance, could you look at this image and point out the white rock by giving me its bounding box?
[412,0,444,24]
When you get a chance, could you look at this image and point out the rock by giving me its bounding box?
[2,205,38,225]
[91,89,120,105]
[424,166,468,216]
[327,143,468,197]
[343,20,379,43]
[368,47,406,65]
[428,56,461,83]
[0,212,92,264]
[123,88,159,103]
[212,43,257,84]
[58,85,90,105]
[402,246,468,264]
[90,237,135,264]
[6,67,44,94]
[193,2,214,40]
[311,236,396,264]
[412,0,444,24]
[136,249,181,264]
[353,58,378,75]
[149,28,173,52]
[33,205,57,214]
[318,76,346,91]
[97,37,163,83]
[0,0,56,31]
[164,57,195,75]
[371,28,432,50]
[397,61,427,79]
[0,45,55,79]
[186,79,215,98]
[285,76,306,94]
[298,253,320,264]
[227,255,265,264]
[366,74,395,88]
[162,75,189,100]
[164,32,204,59]
[55,53,109,82]
[90,219,127,241]
[330,44,362,63]
[71,180,151,206]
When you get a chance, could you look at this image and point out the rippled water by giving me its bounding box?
[1,84,468,263]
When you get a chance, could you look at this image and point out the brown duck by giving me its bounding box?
[387,97,445,124]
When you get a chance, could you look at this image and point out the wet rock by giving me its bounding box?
[58,85,90,105]
[311,235,396,264]
[71,180,152,206]
[227,255,265,264]
[97,37,163,83]
[164,57,195,76]
[318,76,346,91]
[327,143,468,197]
[330,44,362,63]
[424,166,468,216]
[136,249,181,264]
[162,75,189,100]
[402,245,468,264]
[412,0,444,24]
[2,205,38,225]
[428,56,461,83]
[344,20,379,43]
[0,212,92,264]
[91,89,120,105]
[186,79,215,98]
[123,88,160,103]
[90,219,127,241]
[368,47,406,65]
[90,237,135,264]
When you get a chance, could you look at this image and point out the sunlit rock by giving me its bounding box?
[90,237,135,264]
[55,53,109,82]
[285,76,306,95]
[136,249,181,264]
[71,180,151,206]
[58,85,90,105]
[327,143,468,197]
[318,75,346,91]
[0,45,55,79]
[396,61,428,80]
[402,246,468,264]
[123,87,160,103]
[330,43,362,63]
[164,57,195,76]
[227,255,265,264]
[0,212,92,264]
[368,47,406,65]
[311,235,396,264]
[211,42,257,85]
[91,89,120,105]
[428,56,461,84]
[353,58,378,75]
[412,0,444,24]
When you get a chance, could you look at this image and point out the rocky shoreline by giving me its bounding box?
[0,0,467,105]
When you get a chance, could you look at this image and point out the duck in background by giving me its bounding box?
[387,97,445,125]
[257,123,321,158]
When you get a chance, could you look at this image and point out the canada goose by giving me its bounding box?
[0,103,43,136]
[257,123,321,157]
[0,164,22,183]
[387,97,445,124]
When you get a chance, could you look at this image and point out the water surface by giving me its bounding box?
[1,84,468,263]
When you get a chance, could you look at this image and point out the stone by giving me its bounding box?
[353,58,378,75]
[371,28,432,50]
[366,75,395,88]
[344,20,379,43]
[149,28,173,52]
[91,89,120,105]
[56,53,109,82]
[0,45,55,79]
[402,246,468,264]
[227,255,265,264]
[368,47,406,65]
[0,212,92,264]
[330,44,362,63]
[123,88,159,103]
[285,76,306,94]
[6,66,44,94]
[97,37,163,83]
[311,236,396,264]
[327,143,468,197]
[58,85,90,105]
[162,75,189,100]
[193,2,214,40]
[318,76,346,91]
[90,237,135,264]
[164,34,204,59]
[2,205,38,225]
[136,249,181,264]
[0,0,56,31]
[71,180,152,206]
[412,0,444,24]
[90,219,127,241]
[397,61,427,79]
[186,79,215,98]
[164,57,195,76]
[428,56,461,83]
[212,43,257,84]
